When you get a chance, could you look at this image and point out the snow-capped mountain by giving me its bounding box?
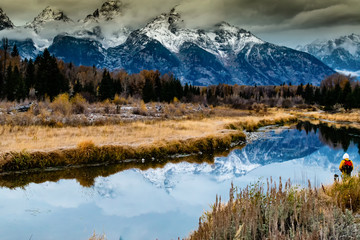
[105,8,334,85]
[0,8,14,30]
[139,8,263,58]
[298,34,360,72]
[75,0,130,48]
[25,6,73,33]
[83,0,124,23]
[0,5,335,85]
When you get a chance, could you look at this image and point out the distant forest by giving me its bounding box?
[1,38,360,110]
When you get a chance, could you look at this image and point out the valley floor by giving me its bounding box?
[0,104,359,173]
[0,107,296,173]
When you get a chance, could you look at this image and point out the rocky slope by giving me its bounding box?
[0,8,14,31]
[298,34,360,72]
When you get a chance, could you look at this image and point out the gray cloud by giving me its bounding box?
[0,0,359,47]
[2,0,359,27]
[177,0,360,29]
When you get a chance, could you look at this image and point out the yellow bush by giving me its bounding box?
[113,94,127,105]
[51,93,71,116]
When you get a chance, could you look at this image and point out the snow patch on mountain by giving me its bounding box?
[140,8,264,59]
[336,69,360,79]
[298,33,360,71]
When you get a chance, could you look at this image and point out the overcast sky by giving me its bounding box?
[1,0,359,47]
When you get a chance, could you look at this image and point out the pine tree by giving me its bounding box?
[73,79,83,95]
[353,85,360,108]
[184,83,189,99]
[98,69,114,101]
[304,83,314,104]
[11,44,19,57]
[154,73,162,101]
[314,88,321,104]
[35,49,69,99]
[113,79,122,96]
[25,59,35,92]
[296,83,304,97]
[333,83,342,105]
[2,38,9,78]
[341,81,352,105]
[173,77,183,100]
[142,78,155,103]
[13,66,26,101]
[320,86,327,106]
[4,64,15,101]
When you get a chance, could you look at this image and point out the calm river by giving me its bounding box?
[1,122,359,239]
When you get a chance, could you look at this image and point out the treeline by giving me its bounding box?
[0,38,201,103]
[1,38,360,110]
[204,74,360,110]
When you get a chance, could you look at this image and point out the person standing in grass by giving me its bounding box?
[339,153,353,178]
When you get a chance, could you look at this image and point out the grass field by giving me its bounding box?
[0,109,297,173]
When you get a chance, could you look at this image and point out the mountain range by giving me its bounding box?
[298,34,360,78]
[0,2,340,85]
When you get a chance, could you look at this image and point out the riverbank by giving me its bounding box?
[293,109,360,129]
[188,175,360,239]
[0,109,297,173]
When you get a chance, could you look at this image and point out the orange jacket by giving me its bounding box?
[339,159,353,173]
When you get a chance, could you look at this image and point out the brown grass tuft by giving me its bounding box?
[188,178,360,239]
[77,140,95,149]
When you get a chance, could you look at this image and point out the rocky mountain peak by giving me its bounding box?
[145,7,183,33]
[215,21,249,35]
[101,0,123,13]
[0,8,15,30]
[26,6,72,31]
[84,0,124,23]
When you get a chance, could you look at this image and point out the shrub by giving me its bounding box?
[282,98,293,108]
[71,94,88,114]
[113,94,128,105]
[50,93,72,116]
[133,100,148,116]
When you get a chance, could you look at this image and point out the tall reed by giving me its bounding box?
[188,178,360,239]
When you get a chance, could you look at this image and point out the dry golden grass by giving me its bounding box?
[0,109,294,154]
[0,108,297,172]
[294,109,360,126]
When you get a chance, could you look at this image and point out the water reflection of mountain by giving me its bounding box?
[139,129,329,190]
[297,121,360,153]
[2,122,359,191]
